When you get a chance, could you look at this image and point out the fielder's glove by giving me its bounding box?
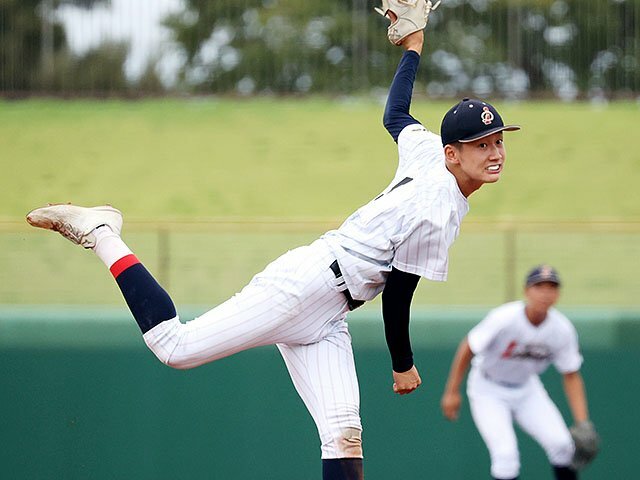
[375,0,442,45]
[570,420,600,471]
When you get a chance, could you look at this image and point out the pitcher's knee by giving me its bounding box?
[491,449,520,479]
[142,318,196,370]
[322,427,363,459]
[150,344,202,370]
[146,343,193,370]
[160,355,195,370]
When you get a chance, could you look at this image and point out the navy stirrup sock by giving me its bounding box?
[110,255,177,333]
[322,458,363,480]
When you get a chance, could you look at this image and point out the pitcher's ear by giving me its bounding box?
[444,143,462,164]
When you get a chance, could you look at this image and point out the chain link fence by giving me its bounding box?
[2,220,639,307]
[1,0,639,99]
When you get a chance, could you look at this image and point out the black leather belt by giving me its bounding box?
[330,260,365,311]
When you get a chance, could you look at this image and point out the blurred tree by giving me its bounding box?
[0,0,115,93]
[49,42,130,94]
[162,0,638,98]
[568,0,640,97]
[163,0,366,94]
[136,61,167,96]
[518,0,640,99]
[160,0,538,96]
[1,0,637,97]
[0,0,66,92]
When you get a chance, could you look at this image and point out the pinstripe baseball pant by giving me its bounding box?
[142,239,363,459]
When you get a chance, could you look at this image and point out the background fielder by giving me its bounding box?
[26,2,520,479]
[440,265,599,480]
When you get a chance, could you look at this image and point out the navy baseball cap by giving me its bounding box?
[440,98,520,146]
[525,265,561,287]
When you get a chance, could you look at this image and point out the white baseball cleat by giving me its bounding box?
[26,204,123,249]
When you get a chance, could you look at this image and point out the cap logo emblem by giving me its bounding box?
[481,106,494,125]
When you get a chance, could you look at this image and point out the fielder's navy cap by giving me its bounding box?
[525,265,561,287]
[440,98,520,146]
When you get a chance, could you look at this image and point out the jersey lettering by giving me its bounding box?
[502,341,552,362]
[501,340,517,358]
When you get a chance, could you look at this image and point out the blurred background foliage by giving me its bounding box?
[1,0,638,99]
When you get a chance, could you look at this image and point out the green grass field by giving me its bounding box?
[1,99,639,307]
[2,98,639,220]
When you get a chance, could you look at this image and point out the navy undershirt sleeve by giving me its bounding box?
[381,267,421,372]
[383,50,422,143]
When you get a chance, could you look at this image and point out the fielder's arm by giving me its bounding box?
[563,370,590,423]
[381,267,421,395]
[440,337,474,421]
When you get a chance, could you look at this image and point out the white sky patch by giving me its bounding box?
[56,0,185,85]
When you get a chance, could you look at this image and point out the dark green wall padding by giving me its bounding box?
[1,307,638,479]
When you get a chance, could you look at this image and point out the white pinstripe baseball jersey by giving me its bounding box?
[468,300,583,386]
[322,123,469,301]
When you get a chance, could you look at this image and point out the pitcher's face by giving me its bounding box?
[457,132,506,185]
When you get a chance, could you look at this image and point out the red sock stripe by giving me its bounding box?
[110,254,141,278]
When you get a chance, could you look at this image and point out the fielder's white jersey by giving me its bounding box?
[322,124,469,301]
[468,301,583,386]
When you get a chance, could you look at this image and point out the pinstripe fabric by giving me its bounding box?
[142,239,362,457]
[278,329,362,459]
[322,124,469,301]
[143,239,349,367]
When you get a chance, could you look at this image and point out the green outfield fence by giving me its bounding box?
[2,219,640,307]
[0,307,638,479]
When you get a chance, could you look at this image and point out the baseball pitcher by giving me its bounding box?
[26,2,520,479]
[441,266,599,480]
